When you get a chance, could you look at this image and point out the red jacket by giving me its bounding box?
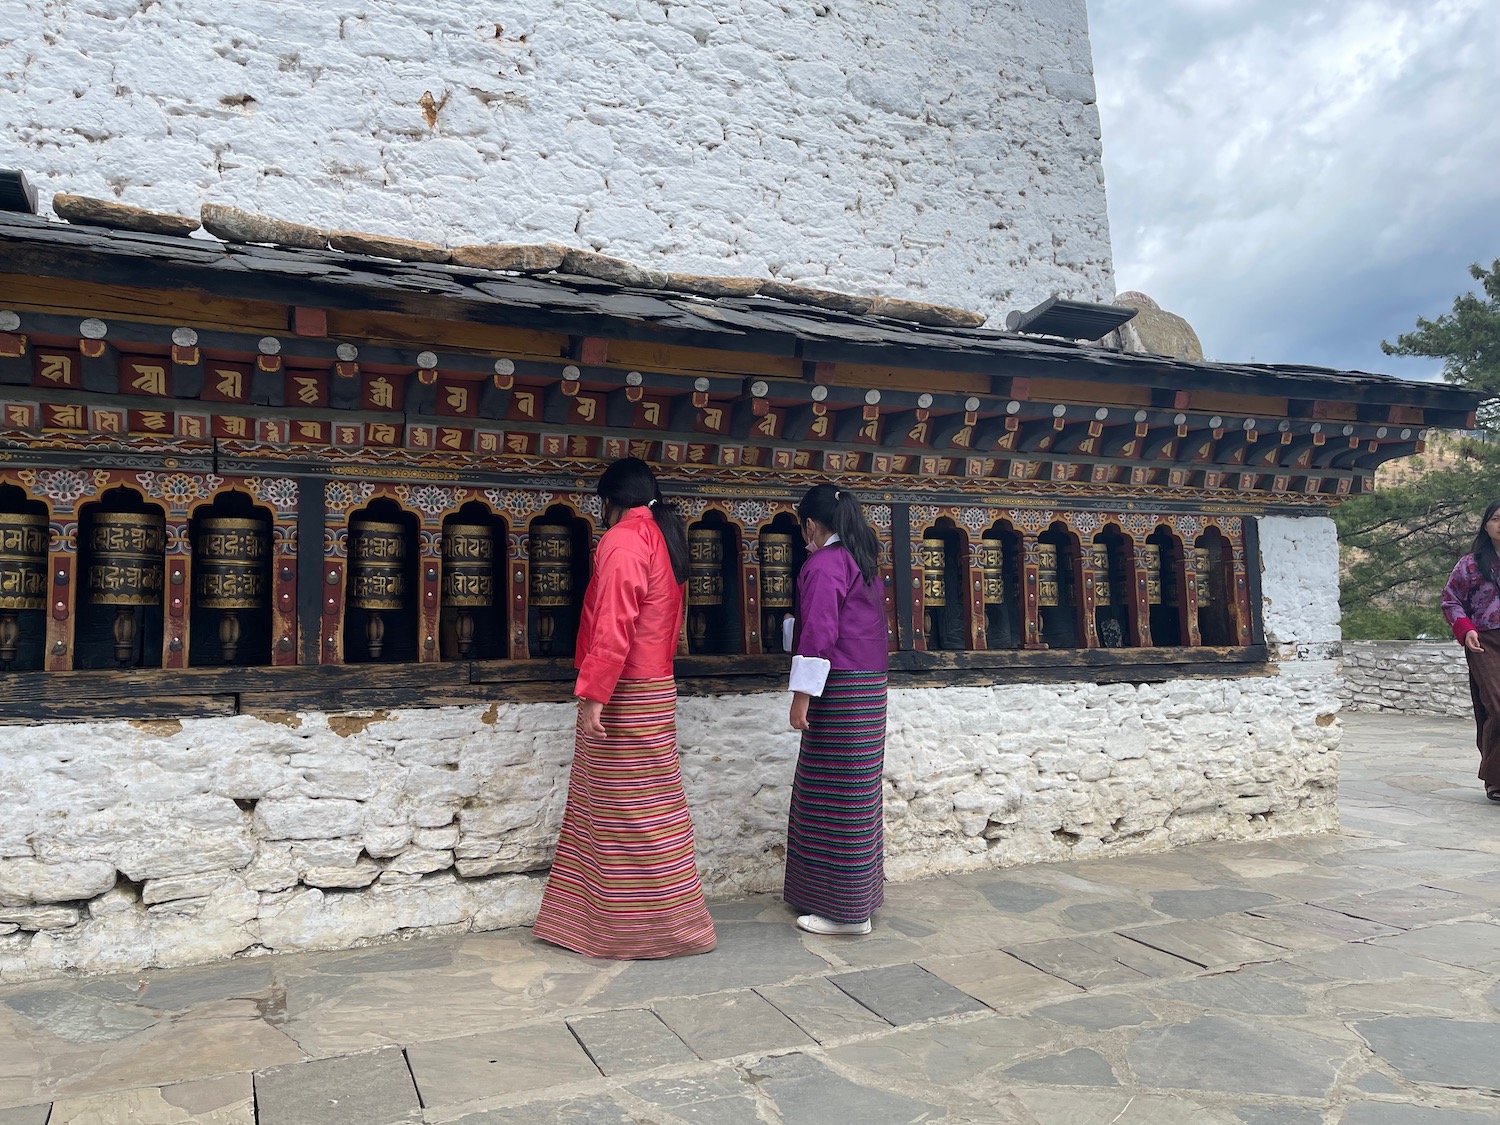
[573,507,684,702]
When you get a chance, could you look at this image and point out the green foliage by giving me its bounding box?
[1339,600,1448,641]
[1335,437,1500,609]
[1382,258,1500,422]
[1337,260,1500,631]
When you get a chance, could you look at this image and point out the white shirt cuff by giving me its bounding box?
[789,655,831,696]
[782,615,796,652]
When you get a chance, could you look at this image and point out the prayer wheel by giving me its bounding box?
[1036,544,1061,608]
[1143,544,1163,605]
[918,539,947,607]
[1090,542,1113,606]
[443,523,495,659]
[87,510,165,667]
[1192,546,1212,608]
[195,516,269,664]
[687,528,724,607]
[919,537,947,647]
[977,538,1005,605]
[759,531,794,651]
[528,523,573,655]
[0,512,47,669]
[687,527,723,651]
[350,519,407,659]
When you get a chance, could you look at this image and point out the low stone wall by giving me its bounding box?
[0,669,1340,982]
[1341,640,1471,717]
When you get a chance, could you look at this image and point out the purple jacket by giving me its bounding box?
[793,544,889,672]
[1442,553,1500,642]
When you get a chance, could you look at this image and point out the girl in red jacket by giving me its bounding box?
[532,458,717,958]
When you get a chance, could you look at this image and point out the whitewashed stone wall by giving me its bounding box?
[0,0,1114,317]
[1258,514,1342,663]
[0,672,1338,982]
[1342,641,1471,717]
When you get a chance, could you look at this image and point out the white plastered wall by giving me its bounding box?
[0,0,1114,317]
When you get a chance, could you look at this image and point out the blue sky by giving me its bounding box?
[1089,0,1500,379]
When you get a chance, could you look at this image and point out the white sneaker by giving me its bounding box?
[796,913,871,936]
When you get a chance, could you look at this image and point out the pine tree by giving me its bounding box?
[1336,260,1500,638]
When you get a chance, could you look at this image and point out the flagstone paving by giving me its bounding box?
[3,712,1500,1123]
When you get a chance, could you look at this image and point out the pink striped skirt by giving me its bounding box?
[532,677,717,959]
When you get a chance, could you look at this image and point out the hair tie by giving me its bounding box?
[834,490,843,500]
[648,498,657,508]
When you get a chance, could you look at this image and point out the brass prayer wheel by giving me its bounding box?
[1036,543,1061,607]
[1143,544,1163,605]
[442,523,495,607]
[977,538,1005,605]
[196,515,269,664]
[443,523,494,659]
[1192,546,1212,608]
[195,517,268,610]
[349,520,407,611]
[758,532,794,609]
[1090,542,1113,606]
[918,538,947,607]
[527,524,573,607]
[687,527,724,607]
[0,512,47,611]
[0,511,47,671]
[87,511,165,607]
[87,510,165,668]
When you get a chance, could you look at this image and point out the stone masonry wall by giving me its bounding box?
[0,0,1114,318]
[0,672,1339,983]
[1341,641,1471,717]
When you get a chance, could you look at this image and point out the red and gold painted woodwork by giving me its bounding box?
[0,468,299,670]
[0,462,1256,669]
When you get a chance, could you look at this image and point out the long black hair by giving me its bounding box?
[1471,500,1500,585]
[797,483,881,584]
[596,457,688,584]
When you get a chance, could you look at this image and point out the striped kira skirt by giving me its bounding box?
[532,677,717,960]
[783,669,888,924]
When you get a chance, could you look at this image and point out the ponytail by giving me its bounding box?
[650,488,690,585]
[796,483,881,584]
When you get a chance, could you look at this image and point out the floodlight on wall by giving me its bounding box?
[0,170,37,215]
[1005,295,1137,341]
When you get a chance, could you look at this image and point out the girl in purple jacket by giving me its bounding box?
[784,484,889,934]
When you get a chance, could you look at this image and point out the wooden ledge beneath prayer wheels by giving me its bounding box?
[0,647,1270,724]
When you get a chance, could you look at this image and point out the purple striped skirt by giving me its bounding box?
[783,669,887,924]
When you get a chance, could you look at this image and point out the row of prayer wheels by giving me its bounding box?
[2,509,1225,667]
[917,538,1214,610]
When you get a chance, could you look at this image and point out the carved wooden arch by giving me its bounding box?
[740,499,805,654]
[1037,518,1087,650]
[1085,519,1135,649]
[683,504,746,656]
[910,504,977,652]
[439,498,512,663]
[179,486,279,670]
[1146,521,1195,646]
[0,478,54,674]
[974,514,1024,651]
[517,494,597,662]
[72,483,171,671]
[336,491,426,666]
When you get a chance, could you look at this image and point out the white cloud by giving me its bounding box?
[1090,0,1500,376]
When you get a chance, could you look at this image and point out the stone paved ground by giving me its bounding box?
[1,712,1498,1124]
